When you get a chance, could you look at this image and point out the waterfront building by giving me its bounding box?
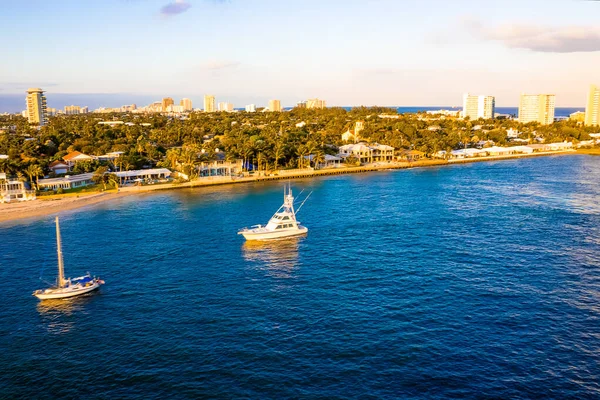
[204,95,216,112]
[115,168,171,183]
[0,179,36,203]
[306,98,326,109]
[338,143,394,164]
[518,94,555,125]
[198,160,243,177]
[162,97,174,112]
[296,101,307,108]
[26,88,48,126]
[38,173,94,191]
[245,104,256,112]
[570,111,586,123]
[462,94,495,120]
[268,99,282,112]
[180,98,193,112]
[585,84,600,126]
[81,106,88,114]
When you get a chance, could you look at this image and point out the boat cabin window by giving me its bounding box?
[282,216,290,220]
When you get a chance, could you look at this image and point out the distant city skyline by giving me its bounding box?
[2,0,600,112]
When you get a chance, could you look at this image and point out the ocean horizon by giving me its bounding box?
[0,93,584,117]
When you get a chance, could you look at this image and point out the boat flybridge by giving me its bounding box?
[238,185,310,241]
[33,217,104,300]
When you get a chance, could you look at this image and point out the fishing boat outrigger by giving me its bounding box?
[33,217,104,300]
[238,185,310,241]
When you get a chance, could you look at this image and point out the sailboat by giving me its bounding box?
[33,217,104,300]
[238,185,309,241]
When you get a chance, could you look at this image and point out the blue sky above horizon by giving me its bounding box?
[1,0,600,111]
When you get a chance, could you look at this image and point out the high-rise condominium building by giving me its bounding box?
[218,102,234,112]
[268,99,282,112]
[462,94,495,120]
[64,105,81,115]
[180,98,193,112]
[26,88,48,126]
[245,104,256,112]
[518,94,556,125]
[204,95,216,112]
[162,97,174,112]
[585,85,600,127]
[306,98,326,109]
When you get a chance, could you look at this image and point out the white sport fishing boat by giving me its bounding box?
[33,217,104,300]
[238,186,310,241]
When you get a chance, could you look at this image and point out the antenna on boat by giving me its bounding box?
[295,191,312,214]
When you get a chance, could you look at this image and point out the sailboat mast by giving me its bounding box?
[55,216,66,288]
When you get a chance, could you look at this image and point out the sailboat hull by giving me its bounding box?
[34,282,100,300]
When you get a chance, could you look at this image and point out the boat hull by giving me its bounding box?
[240,227,308,241]
[34,282,100,300]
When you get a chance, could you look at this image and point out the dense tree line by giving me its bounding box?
[0,107,596,180]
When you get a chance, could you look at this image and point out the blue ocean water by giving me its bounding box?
[331,106,583,118]
[1,155,600,398]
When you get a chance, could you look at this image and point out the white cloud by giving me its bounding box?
[464,18,600,53]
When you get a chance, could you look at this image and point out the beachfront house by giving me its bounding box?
[48,160,69,175]
[398,150,425,162]
[338,143,395,164]
[115,168,171,184]
[37,173,95,191]
[370,144,395,162]
[338,143,373,164]
[304,154,343,169]
[0,177,36,203]
[548,142,573,151]
[198,160,243,177]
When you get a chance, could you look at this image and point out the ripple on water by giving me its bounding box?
[1,155,600,398]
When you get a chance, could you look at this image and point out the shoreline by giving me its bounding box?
[0,149,587,224]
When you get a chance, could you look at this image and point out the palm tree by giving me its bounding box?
[313,151,325,170]
[26,164,43,190]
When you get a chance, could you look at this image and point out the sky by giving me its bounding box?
[1,0,600,111]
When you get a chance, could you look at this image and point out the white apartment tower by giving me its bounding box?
[585,85,600,127]
[268,99,282,112]
[306,98,326,109]
[180,98,193,112]
[519,94,556,125]
[204,95,216,113]
[462,94,495,120]
[218,102,234,112]
[245,104,256,112]
[26,88,48,126]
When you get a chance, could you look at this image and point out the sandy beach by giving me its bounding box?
[0,150,583,224]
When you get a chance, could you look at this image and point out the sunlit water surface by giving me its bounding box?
[1,155,600,398]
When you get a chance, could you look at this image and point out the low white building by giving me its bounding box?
[116,168,171,183]
[547,142,573,151]
[38,173,95,191]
